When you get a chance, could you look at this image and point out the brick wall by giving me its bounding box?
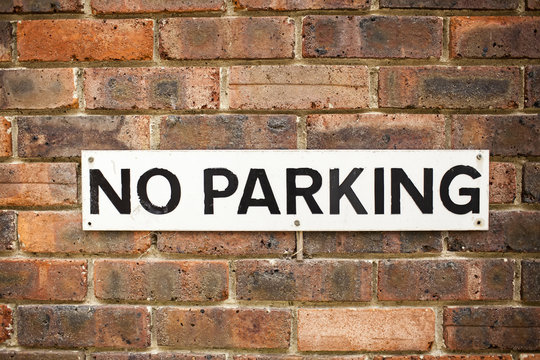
[0,0,539,359]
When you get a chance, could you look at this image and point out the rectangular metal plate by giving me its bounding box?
[82,150,489,231]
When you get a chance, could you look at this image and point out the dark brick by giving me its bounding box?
[378,259,514,301]
[522,260,540,301]
[0,0,83,12]
[450,17,540,59]
[234,0,370,10]
[18,116,151,158]
[305,232,443,256]
[448,211,540,252]
[0,305,11,343]
[236,260,372,301]
[380,0,518,8]
[451,115,540,156]
[0,351,84,360]
[160,115,297,150]
[91,0,224,13]
[444,307,540,351]
[303,16,442,59]
[526,66,540,108]
[17,305,151,348]
[0,22,11,62]
[156,307,291,349]
[92,353,225,360]
[0,211,15,251]
[379,66,520,109]
[306,114,445,149]
[523,163,540,203]
[529,0,540,9]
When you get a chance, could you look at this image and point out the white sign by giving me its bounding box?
[82,150,489,231]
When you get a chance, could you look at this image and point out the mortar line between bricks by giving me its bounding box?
[434,307,445,352]
[369,67,379,109]
[515,161,524,205]
[82,0,92,15]
[220,67,230,111]
[8,116,17,159]
[441,17,450,62]
[290,307,299,355]
[519,66,526,110]
[514,260,522,301]
[293,15,303,61]
[153,18,161,64]
[150,115,161,150]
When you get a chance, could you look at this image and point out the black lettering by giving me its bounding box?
[374,168,384,214]
[286,168,323,214]
[440,165,481,214]
[90,169,130,214]
[391,168,433,214]
[137,168,181,215]
[238,169,280,214]
[330,168,366,214]
[204,168,239,214]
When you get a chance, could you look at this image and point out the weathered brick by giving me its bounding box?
[0,117,11,158]
[92,353,225,360]
[0,306,11,343]
[298,308,435,351]
[451,115,540,156]
[305,232,443,255]
[0,259,87,300]
[18,211,151,254]
[91,0,224,13]
[0,0,83,12]
[0,163,77,206]
[18,19,153,62]
[160,115,297,150]
[306,114,445,149]
[94,260,228,302]
[229,65,369,110]
[303,16,442,59]
[448,211,540,252]
[18,116,151,158]
[489,162,516,204]
[0,211,16,251]
[450,17,540,59]
[156,307,291,349]
[529,0,540,9]
[0,22,11,61]
[160,17,294,60]
[236,260,372,302]
[18,305,150,348]
[85,67,219,110]
[234,0,370,10]
[380,0,518,8]
[0,68,77,109]
[523,162,540,203]
[526,66,540,108]
[378,66,520,109]
[378,259,514,301]
[522,356,540,360]
[444,307,540,350]
[522,260,540,301]
[376,356,512,360]
[0,351,84,360]
[235,357,365,360]
[157,232,295,256]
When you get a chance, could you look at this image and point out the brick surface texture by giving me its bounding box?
[0,1,537,359]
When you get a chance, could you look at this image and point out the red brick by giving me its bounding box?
[92,353,225,360]
[0,22,11,61]
[234,0,370,10]
[0,68,77,109]
[303,16,442,59]
[529,0,540,9]
[522,356,540,360]
[160,17,294,60]
[525,66,540,108]
[0,163,77,206]
[0,117,11,158]
[298,308,435,351]
[236,260,371,302]
[0,0,83,12]
[85,67,219,110]
[94,260,228,302]
[0,211,16,251]
[305,232,443,255]
[450,17,540,59]
[18,19,153,62]
[448,211,540,252]
[489,162,516,204]
[0,259,87,301]
[379,66,520,109]
[229,65,369,110]
[522,260,540,301]
[18,211,151,254]
[235,357,365,360]
[377,356,512,360]
[451,115,540,156]
[156,307,291,349]
[17,305,150,348]
[157,232,295,256]
[306,114,445,149]
[17,116,150,158]
[378,259,513,301]
[160,115,296,150]
[0,351,84,360]
[523,162,540,203]
[0,306,11,344]
[444,307,540,350]
[380,0,518,8]
[91,0,224,13]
